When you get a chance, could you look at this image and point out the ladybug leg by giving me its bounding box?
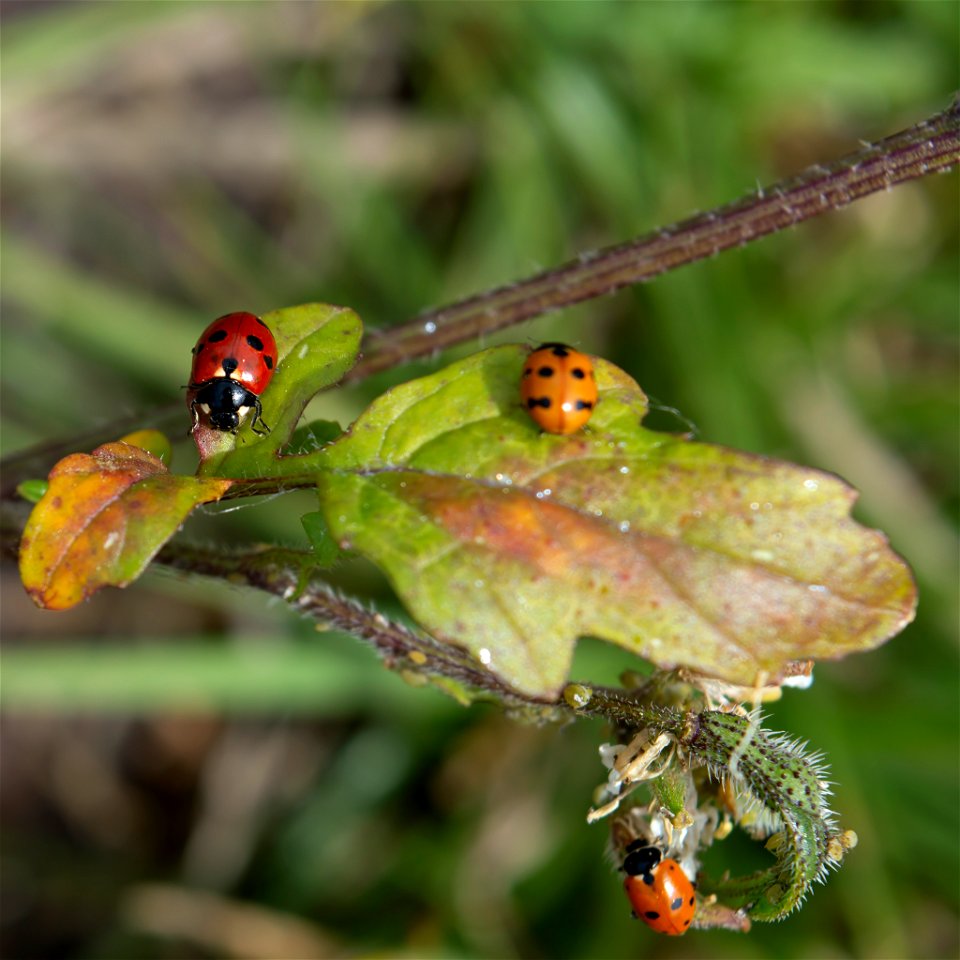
[250,397,270,437]
[188,398,201,435]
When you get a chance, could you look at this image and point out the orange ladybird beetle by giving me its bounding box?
[622,840,696,936]
[520,343,597,434]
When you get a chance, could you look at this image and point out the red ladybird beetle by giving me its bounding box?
[520,343,597,434]
[622,840,696,936]
[187,311,277,434]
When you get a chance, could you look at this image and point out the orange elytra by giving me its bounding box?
[520,343,597,435]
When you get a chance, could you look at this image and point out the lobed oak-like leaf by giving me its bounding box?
[318,345,916,698]
[20,442,232,610]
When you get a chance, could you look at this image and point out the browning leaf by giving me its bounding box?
[318,345,916,697]
[20,442,232,610]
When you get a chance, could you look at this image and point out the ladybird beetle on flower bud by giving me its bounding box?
[622,840,696,936]
[520,343,597,434]
[187,311,276,435]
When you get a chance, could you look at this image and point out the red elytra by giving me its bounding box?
[622,842,696,936]
[188,311,277,435]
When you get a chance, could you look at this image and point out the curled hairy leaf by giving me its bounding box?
[681,709,847,921]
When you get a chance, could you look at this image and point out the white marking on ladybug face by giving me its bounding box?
[236,405,251,420]
[199,403,212,415]
[215,367,256,384]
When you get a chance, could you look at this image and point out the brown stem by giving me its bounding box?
[347,98,960,380]
[151,540,683,723]
[154,540,529,704]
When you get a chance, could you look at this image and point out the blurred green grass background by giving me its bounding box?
[1,2,957,958]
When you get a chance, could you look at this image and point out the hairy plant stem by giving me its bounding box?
[153,540,534,705]
[147,539,692,724]
[349,97,960,379]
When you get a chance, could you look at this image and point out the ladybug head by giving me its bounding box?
[191,378,257,434]
[623,841,662,878]
[208,408,241,432]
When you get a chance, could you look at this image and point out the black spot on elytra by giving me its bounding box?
[264,355,274,369]
[222,357,238,375]
[193,341,205,355]
[644,910,660,920]
[683,918,691,927]
[543,343,570,357]
[527,397,551,409]
[571,367,586,379]
[671,897,683,911]
[536,365,555,378]
[246,334,264,351]
[575,400,594,410]
[689,896,695,906]
[209,329,228,343]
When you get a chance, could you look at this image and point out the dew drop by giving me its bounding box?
[423,321,437,334]
[564,683,593,709]
[479,647,492,665]
[804,478,819,491]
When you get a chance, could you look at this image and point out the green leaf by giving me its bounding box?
[16,478,48,503]
[285,419,345,456]
[196,303,362,476]
[317,345,916,698]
